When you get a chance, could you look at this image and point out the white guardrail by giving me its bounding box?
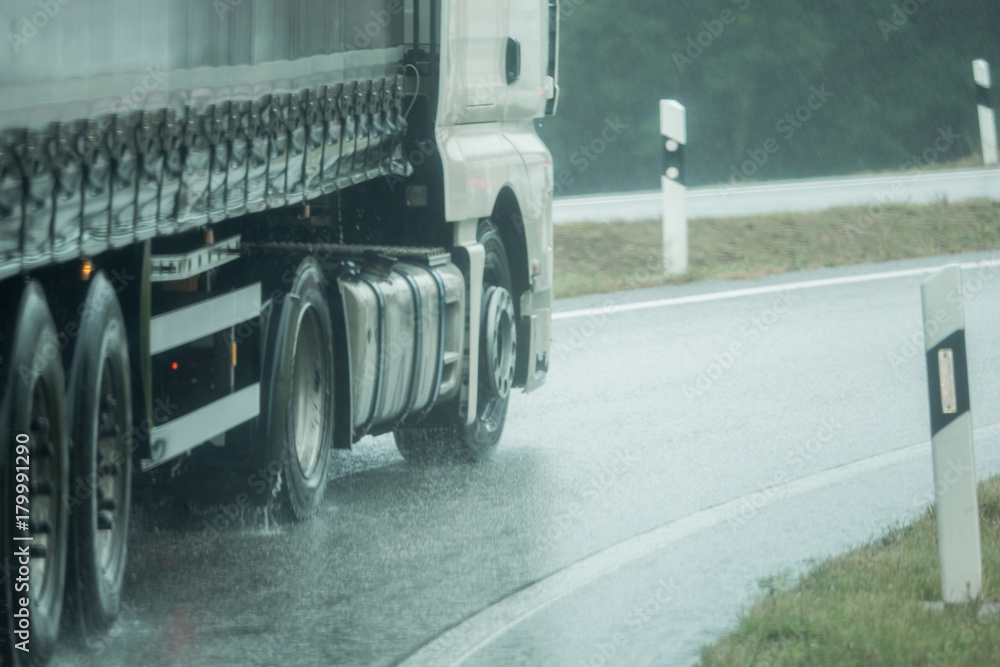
[553,166,1000,225]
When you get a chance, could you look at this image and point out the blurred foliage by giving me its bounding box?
[537,0,1000,194]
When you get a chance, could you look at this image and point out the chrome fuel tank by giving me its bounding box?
[341,260,465,435]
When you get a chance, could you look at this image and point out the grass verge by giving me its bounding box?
[698,476,1000,666]
[554,200,1000,300]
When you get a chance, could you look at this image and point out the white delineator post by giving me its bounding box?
[660,100,687,275]
[974,59,998,166]
[921,266,983,604]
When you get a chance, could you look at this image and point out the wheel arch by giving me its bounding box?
[489,186,532,387]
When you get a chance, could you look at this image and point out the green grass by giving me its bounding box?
[699,477,1000,667]
[554,200,1000,299]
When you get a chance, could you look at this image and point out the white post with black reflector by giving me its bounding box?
[660,100,687,275]
[973,59,998,166]
[921,265,982,604]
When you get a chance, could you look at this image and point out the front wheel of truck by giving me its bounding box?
[394,219,516,463]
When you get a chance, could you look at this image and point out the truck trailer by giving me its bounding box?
[0,1,558,662]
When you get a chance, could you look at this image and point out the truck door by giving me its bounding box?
[504,0,558,120]
[439,0,509,125]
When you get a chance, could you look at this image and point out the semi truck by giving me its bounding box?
[0,1,557,663]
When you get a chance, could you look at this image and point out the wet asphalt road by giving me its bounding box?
[51,250,1000,667]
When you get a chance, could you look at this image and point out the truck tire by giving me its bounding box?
[395,218,515,463]
[1,282,70,665]
[258,258,335,520]
[0,289,18,666]
[63,273,132,641]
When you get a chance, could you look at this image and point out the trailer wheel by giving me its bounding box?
[0,288,16,666]
[63,273,132,641]
[1,282,69,665]
[395,218,514,462]
[259,258,335,520]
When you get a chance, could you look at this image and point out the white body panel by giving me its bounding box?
[437,0,555,396]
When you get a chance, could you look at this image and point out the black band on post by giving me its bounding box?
[977,83,990,108]
[925,328,970,437]
[662,137,685,185]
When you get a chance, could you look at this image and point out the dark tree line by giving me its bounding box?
[537,0,1000,195]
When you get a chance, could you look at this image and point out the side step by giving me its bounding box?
[143,282,262,470]
[142,384,260,471]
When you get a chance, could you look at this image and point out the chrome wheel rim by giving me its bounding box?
[28,380,57,611]
[95,358,127,572]
[291,307,328,480]
[483,286,517,400]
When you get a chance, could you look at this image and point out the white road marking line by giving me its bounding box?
[397,423,1000,666]
[554,257,1000,321]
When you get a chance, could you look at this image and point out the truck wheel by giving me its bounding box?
[1,282,70,665]
[63,272,132,640]
[395,218,515,462]
[259,258,335,520]
[0,288,17,666]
